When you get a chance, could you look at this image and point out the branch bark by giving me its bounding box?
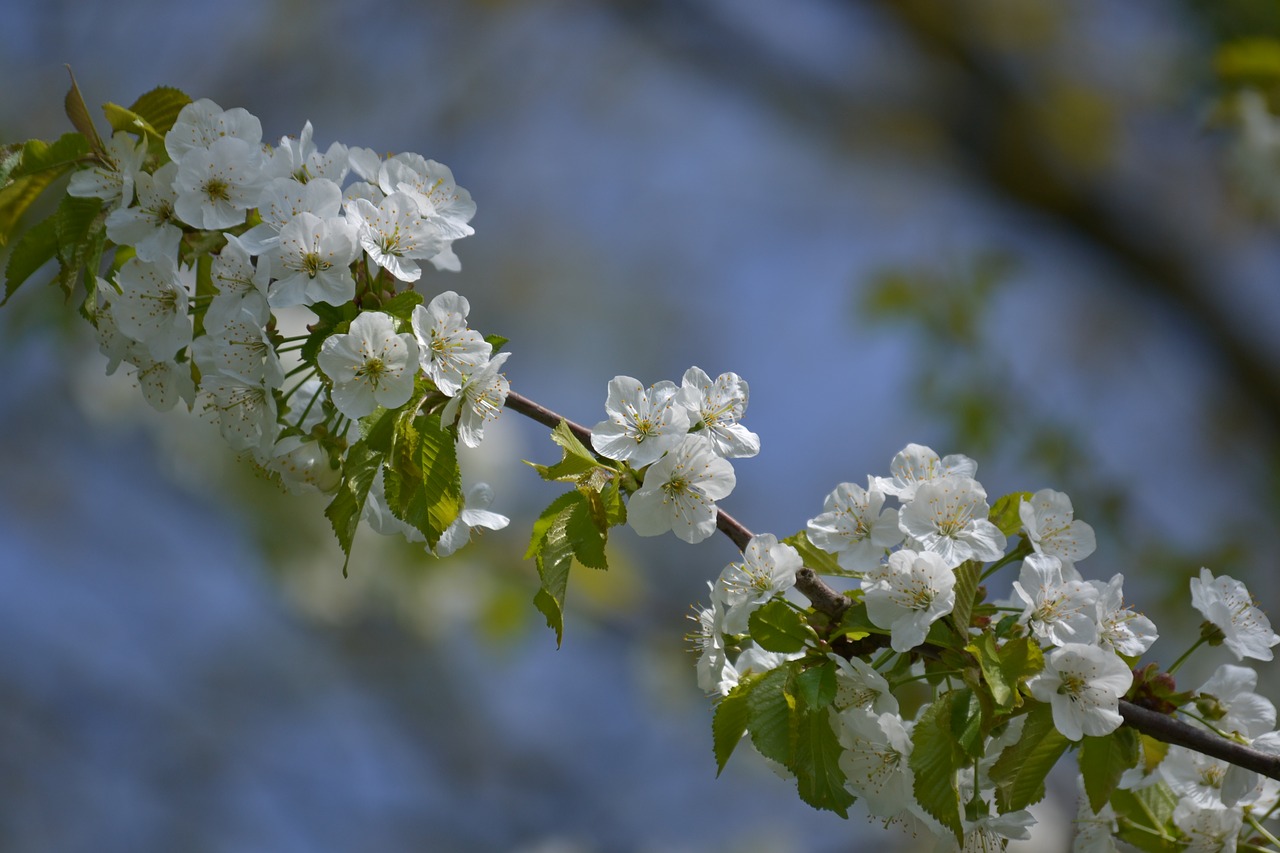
[503,389,1280,782]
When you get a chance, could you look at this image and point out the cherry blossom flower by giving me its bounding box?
[875,442,977,501]
[1027,643,1132,741]
[1190,567,1280,661]
[266,436,341,495]
[1020,488,1096,569]
[105,162,183,264]
[68,130,146,210]
[122,343,195,412]
[410,291,492,396]
[345,192,445,283]
[435,483,510,557]
[831,654,898,715]
[835,709,915,819]
[676,367,759,458]
[806,478,903,572]
[714,533,802,634]
[110,255,192,360]
[173,136,267,230]
[239,176,344,255]
[1013,553,1100,647]
[627,435,735,544]
[1091,573,1157,657]
[1172,800,1242,853]
[590,375,690,467]
[266,121,350,184]
[165,98,263,164]
[441,352,511,448]
[898,476,1006,568]
[317,311,419,419]
[201,372,279,454]
[204,235,271,333]
[376,152,475,269]
[191,301,283,388]
[688,592,733,696]
[268,211,358,306]
[861,549,957,652]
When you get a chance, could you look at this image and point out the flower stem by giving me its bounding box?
[1167,637,1205,676]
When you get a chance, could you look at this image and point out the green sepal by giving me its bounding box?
[909,692,965,841]
[1079,727,1139,815]
[748,599,813,654]
[382,408,464,550]
[324,407,395,576]
[713,673,758,775]
[989,700,1070,812]
[989,491,1033,537]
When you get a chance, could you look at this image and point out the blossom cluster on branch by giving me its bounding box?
[4,76,1280,853]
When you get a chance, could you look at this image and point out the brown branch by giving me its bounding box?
[503,388,1280,780]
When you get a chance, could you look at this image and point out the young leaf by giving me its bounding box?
[794,658,837,709]
[746,664,795,767]
[713,676,757,775]
[969,633,1013,709]
[1111,783,1181,853]
[2,215,59,304]
[565,493,608,569]
[748,599,812,654]
[378,289,424,322]
[382,410,464,548]
[989,492,1033,537]
[1079,727,1139,815]
[910,693,964,841]
[782,530,845,576]
[324,409,395,575]
[793,707,856,817]
[525,491,581,560]
[54,194,105,299]
[64,67,106,158]
[990,701,1070,812]
[948,687,984,760]
[533,510,575,647]
[950,559,981,635]
[529,419,601,482]
[0,135,91,246]
[127,86,193,135]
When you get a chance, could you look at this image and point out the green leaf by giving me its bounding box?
[793,707,856,817]
[782,530,845,576]
[909,693,964,841]
[64,67,106,158]
[52,194,105,300]
[533,503,577,647]
[969,633,1013,709]
[1079,727,1139,815]
[599,476,626,526]
[834,602,880,641]
[379,289,423,322]
[989,701,1070,812]
[746,664,795,767]
[748,599,812,654]
[2,215,59,304]
[382,410,463,549]
[950,559,981,636]
[529,420,601,482]
[713,676,756,775]
[103,86,192,144]
[989,492,1033,537]
[948,687,984,760]
[525,491,581,560]
[485,333,509,353]
[794,658,837,709]
[1111,783,1181,853]
[324,420,393,576]
[0,134,91,246]
[566,491,608,569]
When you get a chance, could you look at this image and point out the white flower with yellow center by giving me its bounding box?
[317,311,419,419]
[173,136,267,230]
[270,211,358,307]
[105,162,183,264]
[714,533,801,634]
[1013,553,1099,647]
[807,478,903,572]
[862,549,956,652]
[1019,488,1096,569]
[1191,567,1280,662]
[590,375,690,467]
[835,708,915,819]
[1027,643,1132,741]
[410,291,492,396]
[627,435,735,544]
[441,352,511,448]
[435,483,510,557]
[875,442,977,501]
[68,130,146,210]
[676,366,759,458]
[110,255,192,360]
[345,192,444,283]
[898,476,1005,568]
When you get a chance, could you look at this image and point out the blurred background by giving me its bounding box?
[3,0,1280,850]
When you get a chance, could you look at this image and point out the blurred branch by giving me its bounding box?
[609,0,1280,439]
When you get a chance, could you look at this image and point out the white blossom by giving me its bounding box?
[317,311,419,419]
[68,130,146,210]
[590,375,690,467]
[441,351,511,448]
[105,162,183,264]
[111,255,192,360]
[876,443,977,501]
[835,709,915,819]
[435,483,510,557]
[1013,553,1100,647]
[862,549,957,653]
[1190,567,1280,661]
[345,192,444,283]
[675,366,759,458]
[1091,573,1158,657]
[268,211,358,306]
[172,136,267,230]
[1027,643,1132,741]
[165,98,263,163]
[714,534,802,634]
[627,434,735,544]
[806,478,903,572]
[410,291,492,396]
[1172,800,1241,853]
[898,476,1006,568]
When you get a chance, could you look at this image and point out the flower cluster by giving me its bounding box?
[589,368,757,544]
[690,442,1280,852]
[72,98,509,555]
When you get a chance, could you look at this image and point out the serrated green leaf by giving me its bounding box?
[382,411,463,548]
[485,333,509,353]
[996,637,1043,706]
[533,506,576,647]
[970,633,1013,709]
[126,86,192,136]
[1079,728,1139,815]
[324,408,394,575]
[64,67,106,158]
[0,135,90,245]
[748,599,812,654]
[989,492,1033,537]
[379,289,423,322]
[0,143,23,187]
[990,701,1070,812]
[950,559,981,636]
[566,492,608,569]
[525,491,581,560]
[949,687,984,760]
[600,476,626,526]
[2,215,59,304]
[910,693,964,841]
[746,664,795,766]
[834,602,880,641]
[75,219,107,322]
[782,529,846,576]
[794,659,837,709]
[713,676,757,775]
[793,708,856,817]
[54,194,104,299]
